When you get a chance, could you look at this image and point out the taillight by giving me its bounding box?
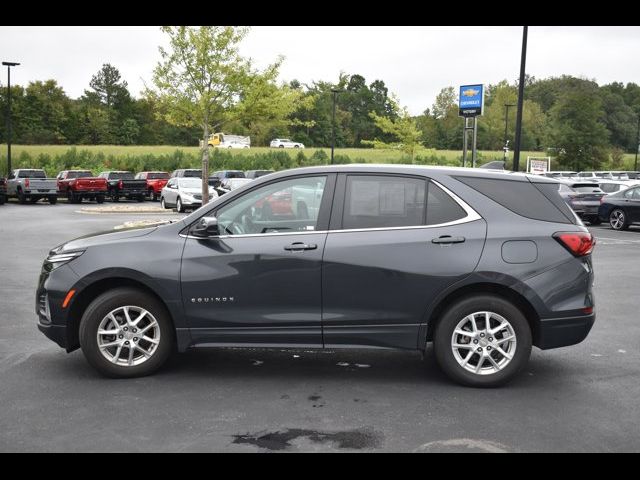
[118,180,123,189]
[25,179,30,188]
[553,232,595,257]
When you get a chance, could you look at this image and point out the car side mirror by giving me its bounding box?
[192,216,219,237]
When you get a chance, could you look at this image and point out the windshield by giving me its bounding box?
[68,171,92,179]
[179,178,203,188]
[110,172,134,180]
[574,186,604,193]
[18,170,46,179]
[183,170,202,178]
[148,172,169,180]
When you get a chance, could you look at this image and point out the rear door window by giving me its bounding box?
[342,175,426,229]
[426,181,467,225]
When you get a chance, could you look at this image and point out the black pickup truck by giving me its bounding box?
[0,178,6,205]
[98,171,147,202]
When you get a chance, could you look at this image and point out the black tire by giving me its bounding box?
[0,195,5,205]
[176,197,184,213]
[79,288,174,378]
[67,190,77,204]
[609,208,628,230]
[48,196,58,205]
[279,145,285,148]
[588,216,601,226]
[96,195,105,204]
[433,295,532,388]
[137,195,145,202]
[30,196,39,204]
[160,197,167,209]
[17,190,26,204]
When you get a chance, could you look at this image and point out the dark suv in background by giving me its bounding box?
[36,165,595,387]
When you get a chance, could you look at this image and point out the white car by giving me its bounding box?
[270,138,305,149]
[217,178,254,195]
[160,177,218,213]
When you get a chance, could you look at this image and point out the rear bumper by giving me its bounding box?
[537,313,595,350]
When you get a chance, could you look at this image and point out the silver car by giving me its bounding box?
[160,177,218,213]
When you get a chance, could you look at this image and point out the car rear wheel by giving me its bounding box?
[79,288,174,378]
[609,209,628,230]
[96,195,105,204]
[433,295,532,387]
[17,190,26,204]
[48,196,58,205]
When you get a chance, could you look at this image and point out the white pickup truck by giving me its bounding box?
[6,169,58,204]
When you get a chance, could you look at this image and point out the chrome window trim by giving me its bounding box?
[181,178,482,240]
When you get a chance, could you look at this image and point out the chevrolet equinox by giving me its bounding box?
[37,165,595,387]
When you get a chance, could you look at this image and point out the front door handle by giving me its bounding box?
[284,242,318,251]
[432,235,466,245]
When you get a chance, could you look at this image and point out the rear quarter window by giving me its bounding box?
[455,176,575,224]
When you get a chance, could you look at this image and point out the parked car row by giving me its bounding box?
[546,175,640,230]
[0,168,276,207]
[544,170,640,180]
[159,169,275,212]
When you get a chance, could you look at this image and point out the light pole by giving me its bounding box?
[503,103,516,164]
[330,88,342,165]
[513,26,528,172]
[3,61,20,176]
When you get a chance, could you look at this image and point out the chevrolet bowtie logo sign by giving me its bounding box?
[459,84,484,118]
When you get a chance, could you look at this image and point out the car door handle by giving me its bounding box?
[284,242,318,251]
[431,235,466,245]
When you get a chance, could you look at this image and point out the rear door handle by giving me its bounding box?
[432,235,466,245]
[284,242,318,251]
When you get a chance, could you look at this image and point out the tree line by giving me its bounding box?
[1,26,639,172]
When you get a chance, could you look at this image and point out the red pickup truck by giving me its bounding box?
[56,170,108,204]
[135,171,170,201]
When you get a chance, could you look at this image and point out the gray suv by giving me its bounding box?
[36,165,595,387]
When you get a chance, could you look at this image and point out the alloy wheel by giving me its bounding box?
[450,311,517,376]
[96,306,161,367]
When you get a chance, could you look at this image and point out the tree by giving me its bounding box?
[547,82,609,171]
[363,100,422,160]
[148,26,284,202]
[87,64,129,109]
[118,118,140,145]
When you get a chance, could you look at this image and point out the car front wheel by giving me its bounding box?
[433,295,532,387]
[79,288,174,378]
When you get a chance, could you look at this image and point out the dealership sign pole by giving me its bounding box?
[459,84,484,168]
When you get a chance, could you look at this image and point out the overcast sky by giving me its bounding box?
[1,26,639,115]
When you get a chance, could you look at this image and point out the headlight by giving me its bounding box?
[44,250,85,272]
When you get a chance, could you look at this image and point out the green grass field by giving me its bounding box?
[1,145,636,176]
[0,144,547,163]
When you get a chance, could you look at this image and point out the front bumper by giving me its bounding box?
[37,322,68,349]
[537,313,596,349]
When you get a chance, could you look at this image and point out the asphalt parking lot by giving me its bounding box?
[1,201,639,452]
